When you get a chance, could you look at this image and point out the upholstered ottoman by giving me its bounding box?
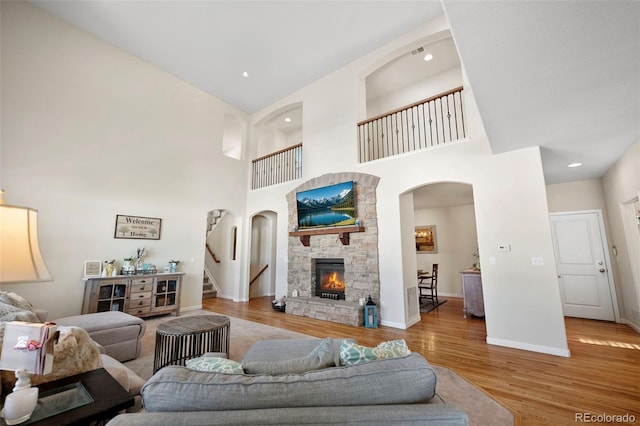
[55,311,146,362]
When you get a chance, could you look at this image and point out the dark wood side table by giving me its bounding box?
[153,315,230,373]
[0,368,133,426]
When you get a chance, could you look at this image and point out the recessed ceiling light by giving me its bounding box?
[567,162,583,168]
[284,117,292,123]
[241,71,249,78]
[423,54,433,61]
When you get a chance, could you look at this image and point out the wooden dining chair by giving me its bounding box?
[418,264,439,306]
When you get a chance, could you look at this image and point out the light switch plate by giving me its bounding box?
[497,244,511,252]
[531,257,544,266]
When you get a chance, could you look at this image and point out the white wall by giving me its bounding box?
[602,140,640,330]
[547,179,606,213]
[1,2,249,319]
[248,17,570,355]
[367,66,462,117]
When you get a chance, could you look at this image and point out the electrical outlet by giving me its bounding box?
[531,257,544,266]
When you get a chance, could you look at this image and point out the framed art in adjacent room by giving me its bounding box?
[415,225,437,253]
[84,260,102,278]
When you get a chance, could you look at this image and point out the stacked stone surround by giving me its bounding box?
[286,172,380,327]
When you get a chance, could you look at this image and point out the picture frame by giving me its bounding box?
[84,260,102,278]
[114,215,162,240]
[415,225,437,253]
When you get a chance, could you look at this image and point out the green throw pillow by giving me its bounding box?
[339,339,411,366]
[186,356,244,374]
[243,337,335,375]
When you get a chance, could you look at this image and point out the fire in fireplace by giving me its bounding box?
[315,258,345,300]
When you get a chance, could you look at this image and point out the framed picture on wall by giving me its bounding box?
[114,215,162,240]
[84,260,102,278]
[415,225,437,253]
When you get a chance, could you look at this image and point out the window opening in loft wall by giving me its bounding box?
[252,103,303,189]
[359,32,465,162]
[365,33,462,118]
[254,104,303,158]
[222,113,244,160]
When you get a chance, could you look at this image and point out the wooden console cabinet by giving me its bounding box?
[82,273,183,318]
[460,270,484,318]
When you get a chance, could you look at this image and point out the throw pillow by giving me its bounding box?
[0,292,35,312]
[186,356,244,374]
[242,337,335,375]
[339,339,411,366]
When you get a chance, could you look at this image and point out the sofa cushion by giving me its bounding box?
[339,339,411,365]
[187,357,244,374]
[54,311,146,362]
[141,352,436,412]
[242,337,334,375]
[241,338,356,367]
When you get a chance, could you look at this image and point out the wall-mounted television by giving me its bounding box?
[296,181,356,229]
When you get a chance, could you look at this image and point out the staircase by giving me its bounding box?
[202,271,217,299]
[203,209,225,300]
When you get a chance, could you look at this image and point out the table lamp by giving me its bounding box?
[0,190,54,424]
[0,191,53,285]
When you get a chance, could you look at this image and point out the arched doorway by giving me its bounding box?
[406,182,485,329]
[248,211,277,299]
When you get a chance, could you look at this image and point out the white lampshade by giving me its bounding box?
[0,204,53,284]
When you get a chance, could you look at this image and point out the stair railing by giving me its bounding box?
[249,264,269,286]
[251,143,302,190]
[206,243,220,263]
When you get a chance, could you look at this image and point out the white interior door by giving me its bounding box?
[550,211,616,321]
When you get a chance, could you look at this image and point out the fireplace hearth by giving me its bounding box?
[315,258,345,300]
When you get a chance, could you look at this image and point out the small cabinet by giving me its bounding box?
[83,279,129,314]
[153,276,181,315]
[83,273,183,318]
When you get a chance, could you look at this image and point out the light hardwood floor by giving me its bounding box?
[202,296,640,426]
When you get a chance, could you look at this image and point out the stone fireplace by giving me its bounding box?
[285,172,380,327]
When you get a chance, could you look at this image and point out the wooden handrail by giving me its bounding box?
[206,243,220,263]
[249,264,269,286]
[252,143,302,163]
[357,86,464,126]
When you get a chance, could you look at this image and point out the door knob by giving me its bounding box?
[599,268,606,273]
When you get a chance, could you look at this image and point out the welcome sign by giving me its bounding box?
[114,215,162,240]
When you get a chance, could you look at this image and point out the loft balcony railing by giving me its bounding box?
[357,86,466,163]
[251,143,302,190]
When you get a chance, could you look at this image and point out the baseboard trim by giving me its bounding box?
[381,318,411,329]
[486,337,571,357]
[621,318,640,334]
[181,304,203,312]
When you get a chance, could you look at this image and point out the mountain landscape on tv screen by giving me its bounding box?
[296,182,356,228]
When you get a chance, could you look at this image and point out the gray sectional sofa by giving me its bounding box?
[0,292,146,411]
[108,338,468,425]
